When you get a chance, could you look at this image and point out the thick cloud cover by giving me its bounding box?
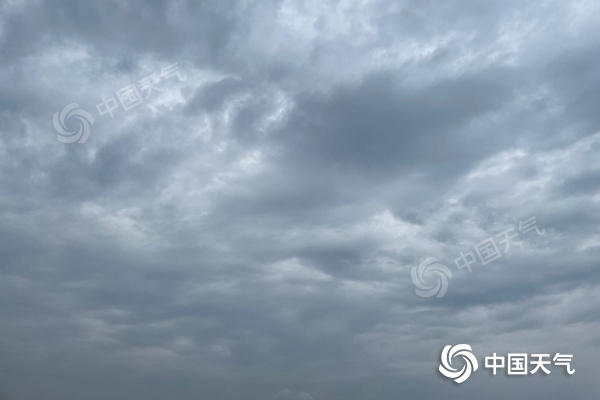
[0,0,599,399]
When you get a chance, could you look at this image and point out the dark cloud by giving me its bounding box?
[0,0,598,399]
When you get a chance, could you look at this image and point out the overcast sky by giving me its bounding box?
[0,0,599,399]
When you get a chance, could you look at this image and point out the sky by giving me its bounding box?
[0,0,599,399]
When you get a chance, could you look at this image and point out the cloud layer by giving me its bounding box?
[0,0,599,399]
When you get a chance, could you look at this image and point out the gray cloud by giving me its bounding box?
[0,0,598,399]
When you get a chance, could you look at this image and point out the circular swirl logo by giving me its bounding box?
[411,257,452,298]
[53,103,94,143]
[439,344,479,383]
